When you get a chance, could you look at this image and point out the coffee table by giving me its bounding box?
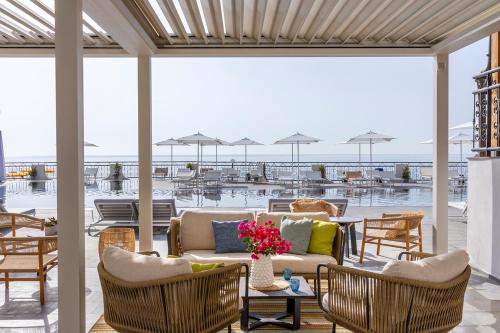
[239,276,315,331]
[329,216,363,258]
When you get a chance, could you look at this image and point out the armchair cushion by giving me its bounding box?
[212,220,248,253]
[103,246,192,282]
[279,217,312,254]
[382,249,469,283]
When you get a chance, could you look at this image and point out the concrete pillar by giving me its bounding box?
[138,55,153,252]
[55,0,85,331]
[432,53,449,254]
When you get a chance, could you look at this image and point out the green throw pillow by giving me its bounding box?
[168,255,224,273]
[280,217,312,255]
[308,220,339,256]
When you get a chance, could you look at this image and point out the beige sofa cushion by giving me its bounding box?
[256,212,330,228]
[181,249,336,274]
[103,246,192,282]
[382,250,469,283]
[180,210,255,251]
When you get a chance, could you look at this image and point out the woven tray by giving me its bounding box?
[249,280,290,291]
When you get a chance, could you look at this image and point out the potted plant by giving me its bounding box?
[318,164,326,179]
[112,162,122,179]
[186,163,194,170]
[238,220,292,288]
[45,217,58,236]
[402,165,411,183]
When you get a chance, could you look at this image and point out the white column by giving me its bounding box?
[432,53,449,254]
[138,55,153,252]
[55,0,85,331]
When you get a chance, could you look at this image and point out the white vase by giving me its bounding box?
[249,254,274,288]
[45,225,57,236]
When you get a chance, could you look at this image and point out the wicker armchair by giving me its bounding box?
[290,199,339,217]
[0,212,45,236]
[359,213,424,263]
[0,236,58,304]
[98,262,245,333]
[317,252,471,333]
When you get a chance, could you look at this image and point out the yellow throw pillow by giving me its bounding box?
[168,255,224,273]
[307,220,339,256]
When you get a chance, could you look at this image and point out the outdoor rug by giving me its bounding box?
[90,280,351,332]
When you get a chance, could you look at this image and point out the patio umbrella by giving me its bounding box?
[231,137,264,171]
[200,138,231,170]
[84,141,98,147]
[177,132,217,174]
[274,132,320,179]
[155,138,189,178]
[421,132,472,173]
[344,131,395,183]
[450,122,473,131]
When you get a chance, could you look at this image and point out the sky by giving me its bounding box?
[0,37,488,159]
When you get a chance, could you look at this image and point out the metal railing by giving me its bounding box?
[473,66,500,156]
[5,160,467,181]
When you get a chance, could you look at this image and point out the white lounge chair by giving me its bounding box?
[222,168,240,182]
[419,166,433,183]
[302,170,325,186]
[202,170,222,187]
[84,167,99,183]
[174,168,196,188]
[276,170,294,184]
[153,167,168,178]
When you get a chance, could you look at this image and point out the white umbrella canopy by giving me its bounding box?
[155,138,189,178]
[200,137,232,169]
[84,141,98,147]
[421,132,472,165]
[344,131,395,182]
[231,137,264,169]
[274,132,320,179]
[177,132,218,173]
[450,122,473,131]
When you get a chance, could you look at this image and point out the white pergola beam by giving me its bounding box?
[432,53,449,254]
[157,0,191,44]
[270,0,291,43]
[8,0,54,31]
[138,54,153,252]
[83,0,156,55]
[431,5,500,54]
[304,0,338,43]
[200,0,225,42]
[326,0,369,44]
[178,0,207,43]
[252,0,267,44]
[0,3,52,40]
[55,0,85,332]
[287,0,314,43]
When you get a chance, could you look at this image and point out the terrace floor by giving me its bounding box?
[0,206,498,333]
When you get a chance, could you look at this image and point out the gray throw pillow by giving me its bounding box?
[212,220,248,253]
[280,218,312,255]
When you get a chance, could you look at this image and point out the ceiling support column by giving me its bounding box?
[432,53,449,254]
[138,54,153,252]
[55,0,85,331]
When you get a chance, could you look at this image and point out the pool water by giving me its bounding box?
[0,179,467,209]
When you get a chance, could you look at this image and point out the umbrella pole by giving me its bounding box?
[245,145,247,172]
[216,145,218,170]
[358,143,361,169]
[370,139,373,186]
[460,141,463,175]
[297,142,300,180]
[170,145,173,179]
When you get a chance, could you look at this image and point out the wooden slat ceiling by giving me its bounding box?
[125,0,500,49]
[0,0,116,48]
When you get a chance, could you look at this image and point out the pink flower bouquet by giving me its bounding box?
[238,220,292,260]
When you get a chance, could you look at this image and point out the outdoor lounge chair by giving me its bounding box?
[174,168,196,188]
[419,166,433,182]
[202,170,222,187]
[134,199,177,225]
[222,168,240,182]
[343,171,369,185]
[152,167,168,178]
[359,212,424,263]
[88,199,138,235]
[84,167,99,183]
[98,259,245,333]
[317,251,470,333]
[0,236,58,305]
[302,170,325,186]
[275,170,294,184]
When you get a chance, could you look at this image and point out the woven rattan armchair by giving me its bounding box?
[0,212,45,236]
[359,213,424,263]
[0,236,58,304]
[98,262,245,333]
[317,252,471,333]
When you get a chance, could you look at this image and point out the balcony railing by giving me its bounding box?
[473,67,500,156]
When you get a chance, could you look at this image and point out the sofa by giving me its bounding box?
[168,210,344,279]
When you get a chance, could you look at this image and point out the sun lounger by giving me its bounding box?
[343,171,369,185]
[174,168,196,188]
[84,167,99,183]
[419,166,433,183]
[222,168,240,182]
[153,167,168,178]
[302,170,325,186]
[268,198,348,216]
[202,170,222,187]
[30,165,51,181]
[88,199,178,235]
[275,170,295,184]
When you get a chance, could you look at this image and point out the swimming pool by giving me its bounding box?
[0,179,467,209]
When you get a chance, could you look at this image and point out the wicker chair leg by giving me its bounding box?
[5,272,9,288]
[331,323,336,333]
[39,271,45,305]
[359,236,366,263]
[228,325,232,333]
